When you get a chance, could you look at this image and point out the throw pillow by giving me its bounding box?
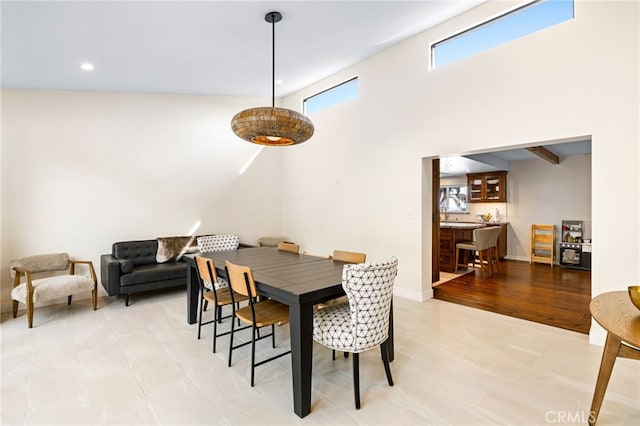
[156,236,197,263]
[258,236,285,247]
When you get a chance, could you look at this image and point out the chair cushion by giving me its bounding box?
[456,241,477,250]
[11,275,94,304]
[313,302,356,351]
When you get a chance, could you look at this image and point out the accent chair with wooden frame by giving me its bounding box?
[194,256,249,352]
[11,253,98,328]
[225,260,291,386]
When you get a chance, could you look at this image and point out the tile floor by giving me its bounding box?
[1,290,638,425]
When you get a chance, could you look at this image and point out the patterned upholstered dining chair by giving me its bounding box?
[319,250,367,331]
[313,256,398,409]
[195,234,240,312]
[196,234,240,253]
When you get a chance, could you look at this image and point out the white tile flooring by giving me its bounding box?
[1,289,638,425]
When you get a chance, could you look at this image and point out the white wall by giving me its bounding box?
[1,90,284,311]
[508,154,592,261]
[1,1,637,345]
[281,0,639,344]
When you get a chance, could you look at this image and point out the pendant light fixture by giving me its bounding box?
[231,11,314,146]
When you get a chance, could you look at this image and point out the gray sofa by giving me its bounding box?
[100,239,191,306]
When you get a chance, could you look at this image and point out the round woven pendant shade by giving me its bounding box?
[231,106,314,146]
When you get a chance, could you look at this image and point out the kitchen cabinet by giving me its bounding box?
[439,227,474,272]
[467,171,507,202]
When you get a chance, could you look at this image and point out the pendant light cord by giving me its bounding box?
[271,13,275,108]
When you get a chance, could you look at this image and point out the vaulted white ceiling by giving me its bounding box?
[1,0,484,97]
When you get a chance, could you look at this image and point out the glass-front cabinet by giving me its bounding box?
[467,171,507,202]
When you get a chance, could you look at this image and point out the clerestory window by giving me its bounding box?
[431,0,574,69]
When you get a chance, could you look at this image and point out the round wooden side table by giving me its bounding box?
[588,291,640,425]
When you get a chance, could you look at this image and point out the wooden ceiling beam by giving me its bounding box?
[527,146,559,165]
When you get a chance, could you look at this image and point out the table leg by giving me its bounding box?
[186,263,199,324]
[289,302,314,418]
[589,332,622,425]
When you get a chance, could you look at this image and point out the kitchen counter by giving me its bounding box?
[438,222,509,272]
[440,222,487,229]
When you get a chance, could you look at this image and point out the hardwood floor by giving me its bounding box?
[433,259,592,334]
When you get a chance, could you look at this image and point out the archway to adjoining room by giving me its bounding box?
[423,136,593,334]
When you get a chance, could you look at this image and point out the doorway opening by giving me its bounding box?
[426,136,592,333]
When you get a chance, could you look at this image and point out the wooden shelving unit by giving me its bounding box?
[530,224,555,266]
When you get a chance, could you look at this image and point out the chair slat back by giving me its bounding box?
[225,261,257,298]
[195,256,219,287]
[342,256,398,350]
[332,250,366,264]
[278,242,299,253]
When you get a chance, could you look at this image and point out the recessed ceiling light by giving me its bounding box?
[80,63,94,71]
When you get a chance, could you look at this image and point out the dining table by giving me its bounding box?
[183,246,394,418]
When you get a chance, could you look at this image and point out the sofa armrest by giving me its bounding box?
[100,254,123,296]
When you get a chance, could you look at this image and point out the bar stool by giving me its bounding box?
[455,227,501,276]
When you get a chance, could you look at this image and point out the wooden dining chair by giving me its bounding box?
[313,256,398,409]
[196,234,240,253]
[225,260,291,386]
[277,241,299,254]
[194,256,249,352]
[331,250,366,264]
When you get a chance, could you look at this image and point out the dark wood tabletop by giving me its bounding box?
[204,247,346,304]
